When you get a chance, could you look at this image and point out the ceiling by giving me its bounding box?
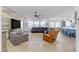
[4,6,75,18]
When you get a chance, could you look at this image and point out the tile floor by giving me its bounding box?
[7,32,76,52]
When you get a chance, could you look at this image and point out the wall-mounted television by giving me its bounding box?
[11,18,21,29]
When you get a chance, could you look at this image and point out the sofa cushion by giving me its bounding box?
[31,27,48,33]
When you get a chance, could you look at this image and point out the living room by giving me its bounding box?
[1,6,76,52]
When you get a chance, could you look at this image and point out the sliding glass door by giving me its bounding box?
[49,21,61,28]
[27,20,61,29]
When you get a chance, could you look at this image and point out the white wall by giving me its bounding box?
[0,7,2,51]
[5,6,75,32]
[76,7,79,52]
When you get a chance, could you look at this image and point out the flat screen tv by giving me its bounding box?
[11,18,21,29]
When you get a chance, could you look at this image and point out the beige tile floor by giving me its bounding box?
[7,32,76,52]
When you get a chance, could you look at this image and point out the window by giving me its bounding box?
[49,21,60,28]
[55,22,61,28]
[34,21,39,27]
[40,21,46,27]
[49,22,54,28]
[27,21,33,28]
[66,21,71,27]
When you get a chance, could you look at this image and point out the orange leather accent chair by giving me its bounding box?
[43,28,60,43]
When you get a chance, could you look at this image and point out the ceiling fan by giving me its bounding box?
[34,11,41,18]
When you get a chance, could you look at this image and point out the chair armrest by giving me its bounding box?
[43,34,51,39]
[43,34,50,37]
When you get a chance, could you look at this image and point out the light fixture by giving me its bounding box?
[34,11,41,18]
